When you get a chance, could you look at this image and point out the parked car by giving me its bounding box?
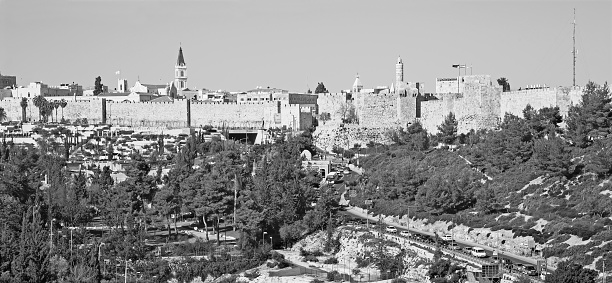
[470,247,487,258]
[441,234,453,241]
[385,226,397,233]
[399,230,411,237]
[523,265,538,276]
[449,243,461,250]
[514,263,525,272]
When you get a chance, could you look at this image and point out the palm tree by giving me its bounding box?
[33,95,44,122]
[0,107,7,122]
[53,101,60,123]
[20,98,28,122]
[59,99,67,121]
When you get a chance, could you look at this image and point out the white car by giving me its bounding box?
[441,234,453,241]
[400,230,411,237]
[385,226,397,233]
[471,247,487,258]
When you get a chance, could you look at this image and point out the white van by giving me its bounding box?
[471,247,487,258]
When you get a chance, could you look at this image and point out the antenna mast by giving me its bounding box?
[572,8,576,87]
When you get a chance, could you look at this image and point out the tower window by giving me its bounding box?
[180,71,184,77]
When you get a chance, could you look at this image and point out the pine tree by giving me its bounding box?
[314,82,328,94]
[437,112,458,145]
[566,81,612,147]
[11,206,54,282]
[93,76,104,96]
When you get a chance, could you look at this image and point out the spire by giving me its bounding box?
[397,56,402,64]
[353,73,363,88]
[176,47,186,66]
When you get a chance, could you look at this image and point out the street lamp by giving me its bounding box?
[269,236,273,247]
[49,218,56,249]
[98,242,105,275]
[262,231,267,246]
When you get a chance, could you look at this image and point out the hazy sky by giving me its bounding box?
[1,0,610,93]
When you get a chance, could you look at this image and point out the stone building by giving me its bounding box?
[0,72,17,89]
[12,81,83,98]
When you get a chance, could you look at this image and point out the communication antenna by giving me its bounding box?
[572,8,577,87]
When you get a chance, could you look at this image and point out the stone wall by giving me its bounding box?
[108,100,186,128]
[0,97,311,130]
[354,92,401,128]
[316,92,348,120]
[313,124,393,152]
[500,86,582,118]
[419,84,583,135]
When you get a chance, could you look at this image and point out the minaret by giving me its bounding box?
[175,47,187,90]
[395,56,404,90]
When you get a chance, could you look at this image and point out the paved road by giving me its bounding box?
[341,206,553,277]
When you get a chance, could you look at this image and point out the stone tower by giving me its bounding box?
[175,47,187,90]
[118,79,128,92]
[395,56,403,90]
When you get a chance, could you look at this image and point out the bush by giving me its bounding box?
[303,255,319,262]
[244,269,259,280]
[312,250,324,257]
[326,270,342,282]
[323,257,338,264]
[391,279,407,283]
[355,257,369,268]
[271,251,285,262]
[311,279,324,283]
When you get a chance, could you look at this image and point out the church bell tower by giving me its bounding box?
[175,47,187,90]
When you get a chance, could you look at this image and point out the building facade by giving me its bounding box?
[12,82,83,98]
[0,72,17,89]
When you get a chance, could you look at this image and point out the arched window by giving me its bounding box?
[180,71,184,77]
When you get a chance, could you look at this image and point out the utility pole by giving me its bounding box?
[603,259,606,283]
[405,205,418,238]
[572,8,577,87]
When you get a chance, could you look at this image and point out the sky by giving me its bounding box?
[1,0,610,93]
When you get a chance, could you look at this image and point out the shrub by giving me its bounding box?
[324,257,338,264]
[303,255,319,262]
[391,279,407,283]
[271,251,285,262]
[312,250,324,257]
[300,248,310,256]
[244,269,259,280]
[311,279,324,283]
[266,261,277,268]
[355,257,369,268]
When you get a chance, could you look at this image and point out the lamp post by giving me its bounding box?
[262,231,267,246]
[269,236,273,247]
[70,228,73,259]
[98,242,105,275]
[603,259,607,283]
[49,218,56,249]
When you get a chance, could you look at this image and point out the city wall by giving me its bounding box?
[353,92,400,128]
[500,86,582,118]
[316,93,349,119]
[0,98,312,130]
